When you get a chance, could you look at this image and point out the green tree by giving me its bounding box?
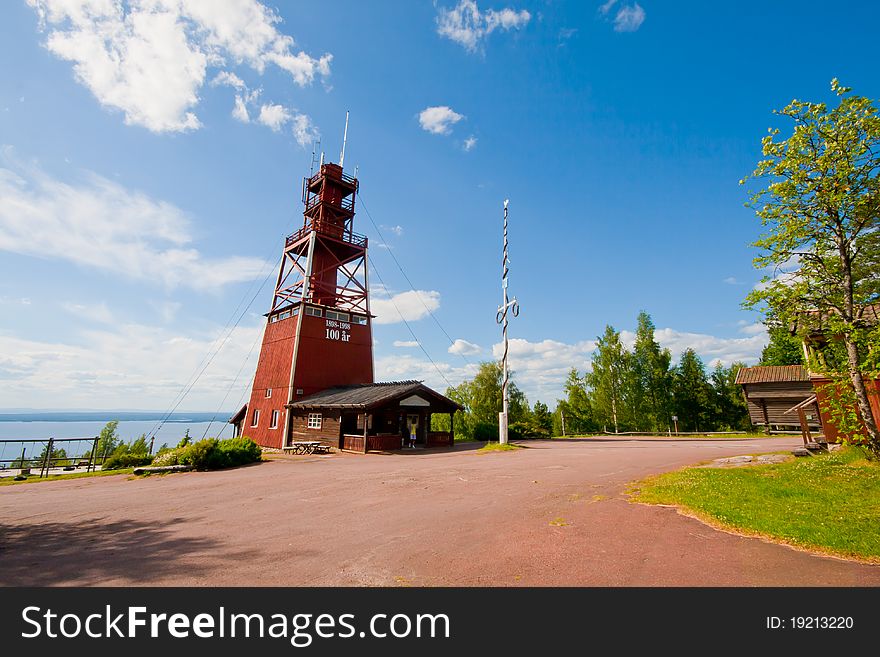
[631,311,674,431]
[710,362,751,430]
[441,361,528,440]
[554,368,596,435]
[587,325,630,433]
[743,80,880,454]
[532,401,552,434]
[97,420,120,457]
[672,349,712,432]
[33,443,68,467]
[758,314,804,366]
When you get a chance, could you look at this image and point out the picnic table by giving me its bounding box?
[287,441,331,455]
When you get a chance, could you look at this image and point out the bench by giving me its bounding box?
[286,441,330,455]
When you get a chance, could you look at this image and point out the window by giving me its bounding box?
[265,388,272,398]
[307,413,322,429]
[270,410,280,429]
[269,315,278,323]
[251,409,260,427]
[296,388,304,396]
[326,310,350,322]
[305,306,323,317]
[277,310,291,320]
[351,315,368,325]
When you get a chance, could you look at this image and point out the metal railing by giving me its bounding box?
[285,221,368,248]
[0,437,102,478]
[303,192,355,213]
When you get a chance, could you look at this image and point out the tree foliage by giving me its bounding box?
[97,420,121,457]
[442,361,529,440]
[557,312,749,435]
[743,80,880,454]
[586,325,629,433]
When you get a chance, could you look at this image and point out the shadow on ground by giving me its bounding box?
[0,517,228,585]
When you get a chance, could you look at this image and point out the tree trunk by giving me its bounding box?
[844,338,880,453]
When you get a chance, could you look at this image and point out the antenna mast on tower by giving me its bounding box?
[339,111,350,168]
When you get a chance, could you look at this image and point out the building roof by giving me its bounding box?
[228,403,247,424]
[735,365,810,385]
[793,303,880,335]
[286,380,461,411]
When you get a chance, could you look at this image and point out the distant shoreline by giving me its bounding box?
[0,412,229,423]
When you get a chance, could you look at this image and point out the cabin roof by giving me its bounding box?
[735,365,810,385]
[286,380,461,411]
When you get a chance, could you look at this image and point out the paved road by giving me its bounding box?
[1,437,878,586]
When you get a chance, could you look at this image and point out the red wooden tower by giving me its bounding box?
[241,161,373,448]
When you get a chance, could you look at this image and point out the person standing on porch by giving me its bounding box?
[409,419,417,448]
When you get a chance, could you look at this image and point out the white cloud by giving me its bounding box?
[393,340,420,348]
[613,3,646,32]
[598,0,618,15]
[62,301,115,324]
[257,103,291,132]
[290,113,319,147]
[370,289,441,325]
[492,338,596,402]
[436,0,531,52]
[419,106,464,135]
[463,136,477,151]
[232,94,251,122]
[374,353,477,393]
[619,327,768,368]
[723,276,740,285]
[381,224,404,236]
[0,296,32,306]
[211,70,245,90]
[0,319,263,410]
[448,339,481,356]
[372,323,771,406]
[27,0,331,133]
[0,150,270,291]
[738,322,767,337]
[149,299,182,323]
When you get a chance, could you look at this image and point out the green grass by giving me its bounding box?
[630,447,880,562]
[0,468,134,486]
[477,442,522,452]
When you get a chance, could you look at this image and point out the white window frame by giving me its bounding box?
[251,409,260,427]
[265,388,272,398]
[307,413,322,429]
[270,410,280,429]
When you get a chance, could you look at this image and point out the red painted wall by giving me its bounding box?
[292,313,373,398]
[243,310,373,449]
[242,314,297,449]
[812,376,880,444]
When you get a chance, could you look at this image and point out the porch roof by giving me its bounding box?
[286,380,461,412]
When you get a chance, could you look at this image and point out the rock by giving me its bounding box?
[792,447,812,457]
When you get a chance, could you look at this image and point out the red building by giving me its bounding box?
[230,161,459,451]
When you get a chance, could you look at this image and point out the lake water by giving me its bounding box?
[0,416,235,463]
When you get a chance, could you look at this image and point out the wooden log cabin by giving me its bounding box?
[282,380,461,453]
[735,365,823,441]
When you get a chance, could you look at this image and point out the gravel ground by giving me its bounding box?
[2,436,878,586]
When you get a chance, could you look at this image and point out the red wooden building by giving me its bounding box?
[230,160,459,452]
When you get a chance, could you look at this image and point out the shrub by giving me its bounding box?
[179,438,219,470]
[103,453,153,470]
[208,437,262,469]
[141,437,261,471]
[151,447,185,467]
[510,420,551,440]
[472,422,497,442]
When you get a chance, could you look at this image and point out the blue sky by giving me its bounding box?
[1,0,878,411]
